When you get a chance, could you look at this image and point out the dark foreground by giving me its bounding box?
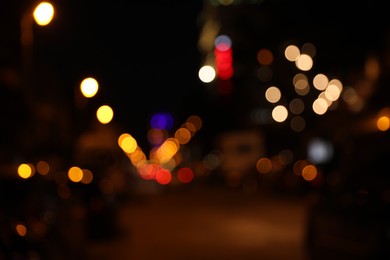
[86,183,310,260]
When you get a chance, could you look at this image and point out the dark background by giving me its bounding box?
[0,1,205,156]
[1,0,389,155]
[1,1,390,258]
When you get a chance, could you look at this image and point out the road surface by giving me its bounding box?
[85,183,311,260]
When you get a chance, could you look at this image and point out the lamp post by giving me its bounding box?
[20,1,54,105]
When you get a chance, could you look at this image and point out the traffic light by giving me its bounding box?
[214,35,233,80]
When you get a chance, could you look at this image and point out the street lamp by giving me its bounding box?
[20,1,55,104]
[33,2,55,26]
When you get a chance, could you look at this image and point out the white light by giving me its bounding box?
[80,77,99,98]
[308,138,333,164]
[198,65,216,83]
[272,105,288,122]
[295,54,313,71]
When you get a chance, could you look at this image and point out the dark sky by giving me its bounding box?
[64,1,205,118]
[1,0,390,157]
[0,1,205,151]
[47,1,204,124]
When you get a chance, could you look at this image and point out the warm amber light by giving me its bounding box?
[256,157,272,174]
[265,86,281,103]
[36,160,50,175]
[33,2,54,26]
[175,128,191,144]
[118,133,138,153]
[68,166,83,182]
[186,115,203,131]
[295,54,313,71]
[16,224,27,237]
[284,45,300,61]
[96,105,114,124]
[18,163,34,179]
[80,77,99,98]
[81,169,94,184]
[257,48,273,65]
[302,165,317,181]
[377,116,390,131]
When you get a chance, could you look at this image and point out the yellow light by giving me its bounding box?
[80,77,99,98]
[18,163,33,179]
[118,133,138,153]
[96,105,114,124]
[33,2,54,26]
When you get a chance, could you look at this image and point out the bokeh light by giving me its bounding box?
[272,105,288,122]
[177,167,194,183]
[284,45,300,61]
[199,65,216,83]
[36,160,50,175]
[18,163,34,179]
[15,224,27,237]
[295,54,313,71]
[80,77,99,98]
[33,2,54,26]
[257,48,273,65]
[150,112,174,130]
[118,133,138,153]
[96,105,114,124]
[265,86,281,103]
[68,166,83,182]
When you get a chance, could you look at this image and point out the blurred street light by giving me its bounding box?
[20,1,55,104]
[80,77,99,98]
[96,104,114,124]
[33,2,55,26]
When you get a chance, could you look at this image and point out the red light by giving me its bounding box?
[177,167,194,183]
[215,46,233,80]
[138,163,158,180]
[155,168,172,185]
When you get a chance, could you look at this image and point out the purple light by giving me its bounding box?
[150,112,174,130]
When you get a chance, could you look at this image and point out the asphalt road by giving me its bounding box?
[85,183,310,260]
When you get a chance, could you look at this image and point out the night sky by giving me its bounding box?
[1,0,390,158]
[1,1,205,154]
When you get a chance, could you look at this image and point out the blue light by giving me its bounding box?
[150,112,174,130]
[215,35,232,50]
